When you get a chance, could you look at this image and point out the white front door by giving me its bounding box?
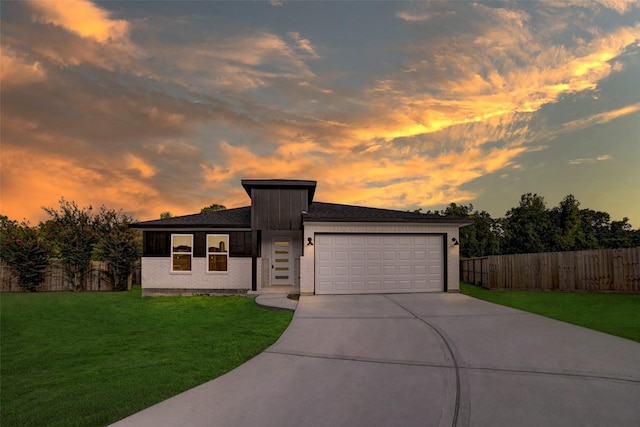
[271,238,293,285]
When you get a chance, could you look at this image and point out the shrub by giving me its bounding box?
[0,217,49,292]
[94,207,140,291]
[41,199,98,292]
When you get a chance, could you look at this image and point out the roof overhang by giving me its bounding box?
[303,216,474,225]
[242,179,317,204]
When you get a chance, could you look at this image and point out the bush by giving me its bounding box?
[0,217,49,292]
[41,199,98,292]
[94,207,140,291]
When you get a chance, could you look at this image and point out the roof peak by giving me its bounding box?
[241,179,317,203]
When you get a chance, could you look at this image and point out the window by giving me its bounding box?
[171,234,193,272]
[207,234,229,272]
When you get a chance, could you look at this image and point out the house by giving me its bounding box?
[132,179,472,296]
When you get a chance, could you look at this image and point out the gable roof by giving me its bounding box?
[132,206,251,229]
[132,202,472,229]
[305,202,473,224]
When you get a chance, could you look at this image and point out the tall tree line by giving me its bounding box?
[425,193,640,258]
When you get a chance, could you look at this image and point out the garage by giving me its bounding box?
[314,234,445,294]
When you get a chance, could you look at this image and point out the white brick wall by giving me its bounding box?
[301,222,462,294]
[141,257,253,290]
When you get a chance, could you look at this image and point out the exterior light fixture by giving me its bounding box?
[451,237,459,246]
[307,237,314,246]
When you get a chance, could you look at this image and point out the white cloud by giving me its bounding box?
[568,155,614,165]
[288,32,319,58]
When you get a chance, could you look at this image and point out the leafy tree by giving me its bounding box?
[41,198,98,292]
[606,217,635,248]
[550,195,583,251]
[466,210,501,257]
[419,193,638,257]
[201,203,226,213]
[160,211,173,219]
[0,216,50,292]
[437,203,500,257]
[576,208,606,250]
[501,193,553,254]
[94,207,141,291]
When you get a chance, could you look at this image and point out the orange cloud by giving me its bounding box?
[0,145,163,223]
[125,154,157,178]
[27,0,130,43]
[0,47,46,86]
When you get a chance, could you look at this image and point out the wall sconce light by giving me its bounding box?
[307,237,314,246]
[451,237,459,246]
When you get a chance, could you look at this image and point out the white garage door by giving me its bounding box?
[315,234,444,294]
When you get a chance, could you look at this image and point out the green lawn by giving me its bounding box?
[0,287,293,427]
[460,283,640,343]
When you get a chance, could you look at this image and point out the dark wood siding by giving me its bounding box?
[229,231,254,257]
[251,188,308,230]
[142,231,252,258]
[194,232,206,257]
[143,231,170,257]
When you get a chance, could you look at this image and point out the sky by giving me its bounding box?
[1,0,639,226]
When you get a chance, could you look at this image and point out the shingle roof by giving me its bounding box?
[132,201,473,229]
[305,202,473,224]
[132,206,251,229]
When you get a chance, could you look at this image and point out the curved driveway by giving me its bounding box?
[113,293,640,427]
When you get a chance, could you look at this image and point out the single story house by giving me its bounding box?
[132,179,472,296]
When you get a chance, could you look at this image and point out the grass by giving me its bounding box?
[0,287,293,427]
[460,283,640,343]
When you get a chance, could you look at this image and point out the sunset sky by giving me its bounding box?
[1,0,639,226]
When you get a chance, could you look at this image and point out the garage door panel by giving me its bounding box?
[398,280,412,290]
[398,265,412,275]
[352,251,365,261]
[351,281,365,291]
[367,266,382,275]
[335,236,350,245]
[414,265,427,274]
[413,250,427,260]
[315,234,444,294]
[351,266,365,276]
[367,251,381,260]
[335,266,349,277]
[383,265,397,275]
[335,251,349,261]
[318,251,333,261]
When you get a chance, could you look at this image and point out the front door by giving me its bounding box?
[271,238,293,285]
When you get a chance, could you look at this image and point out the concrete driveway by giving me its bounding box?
[112,293,640,427]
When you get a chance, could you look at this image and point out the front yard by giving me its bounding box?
[460,283,640,342]
[0,287,293,426]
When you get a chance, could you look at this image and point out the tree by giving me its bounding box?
[465,210,501,257]
[606,217,635,248]
[501,193,553,254]
[201,203,226,213]
[419,193,638,256]
[94,207,141,291]
[437,203,500,257]
[550,195,583,251]
[41,198,98,292]
[0,216,50,292]
[160,211,173,219]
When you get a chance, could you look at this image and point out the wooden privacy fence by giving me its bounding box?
[0,260,141,292]
[461,247,640,293]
